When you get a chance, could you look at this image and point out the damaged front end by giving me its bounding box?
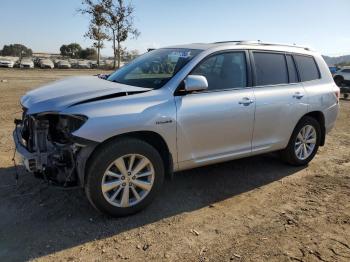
[13,109,96,187]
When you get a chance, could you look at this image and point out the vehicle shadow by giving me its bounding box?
[0,153,304,261]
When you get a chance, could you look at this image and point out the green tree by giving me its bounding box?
[103,0,140,68]
[80,48,97,59]
[79,0,109,66]
[123,49,139,62]
[60,43,82,58]
[1,44,32,57]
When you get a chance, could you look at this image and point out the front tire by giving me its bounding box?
[85,138,164,217]
[281,116,321,166]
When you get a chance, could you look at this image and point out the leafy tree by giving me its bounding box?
[1,44,32,57]
[60,45,69,57]
[60,43,82,58]
[79,0,109,66]
[123,49,139,62]
[80,48,97,59]
[103,0,140,68]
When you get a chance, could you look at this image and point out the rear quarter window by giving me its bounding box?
[294,55,320,82]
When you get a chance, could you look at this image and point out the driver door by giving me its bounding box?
[175,51,255,168]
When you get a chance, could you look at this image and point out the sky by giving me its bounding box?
[1,0,349,57]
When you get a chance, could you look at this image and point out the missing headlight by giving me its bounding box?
[35,113,87,144]
[52,114,87,143]
[57,115,87,134]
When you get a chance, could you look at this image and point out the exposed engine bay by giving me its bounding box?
[14,109,95,187]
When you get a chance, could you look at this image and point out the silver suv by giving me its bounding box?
[14,41,339,216]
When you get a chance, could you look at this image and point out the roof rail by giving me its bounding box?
[213,40,311,51]
[214,40,258,44]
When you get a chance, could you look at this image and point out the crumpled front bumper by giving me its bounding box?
[13,126,41,172]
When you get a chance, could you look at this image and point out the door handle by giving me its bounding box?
[293,92,304,99]
[239,97,254,106]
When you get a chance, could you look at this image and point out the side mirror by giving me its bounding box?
[184,75,208,92]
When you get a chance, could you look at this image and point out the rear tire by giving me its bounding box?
[85,138,164,217]
[281,116,321,166]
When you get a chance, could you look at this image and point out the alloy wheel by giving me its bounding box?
[101,154,155,207]
[294,125,317,160]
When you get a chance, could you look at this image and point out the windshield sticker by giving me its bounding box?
[168,51,192,62]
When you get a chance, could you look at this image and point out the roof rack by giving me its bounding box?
[213,40,311,51]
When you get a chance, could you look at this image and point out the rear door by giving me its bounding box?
[251,51,308,153]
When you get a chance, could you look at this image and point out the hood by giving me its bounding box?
[21,61,33,65]
[0,60,13,64]
[21,76,151,114]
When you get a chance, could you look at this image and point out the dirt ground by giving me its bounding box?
[0,69,349,262]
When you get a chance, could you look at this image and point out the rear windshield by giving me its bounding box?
[107,48,202,89]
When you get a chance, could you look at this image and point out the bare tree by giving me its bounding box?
[79,0,108,66]
[103,0,140,68]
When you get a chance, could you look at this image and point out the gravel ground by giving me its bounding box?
[0,69,349,262]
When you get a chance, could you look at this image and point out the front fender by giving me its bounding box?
[62,89,178,165]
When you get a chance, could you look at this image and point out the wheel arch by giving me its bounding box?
[80,130,173,186]
[300,111,326,146]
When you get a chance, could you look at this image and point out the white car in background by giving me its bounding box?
[20,59,34,69]
[333,66,350,87]
[333,66,350,98]
[57,60,71,69]
[40,59,54,69]
[78,60,91,69]
[0,59,15,68]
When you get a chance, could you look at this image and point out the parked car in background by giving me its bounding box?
[69,59,79,69]
[0,58,15,68]
[78,60,91,69]
[57,60,71,69]
[39,59,54,69]
[13,41,339,216]
[333,66,350,98]
[329,66,340,75]
[333,66,350,86]
[90,61,106,68]
[20,58,34,69]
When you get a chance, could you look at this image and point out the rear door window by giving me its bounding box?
[294,55,320,81]
[253,52,288,86]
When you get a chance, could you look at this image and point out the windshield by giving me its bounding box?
[107,48,202,89]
